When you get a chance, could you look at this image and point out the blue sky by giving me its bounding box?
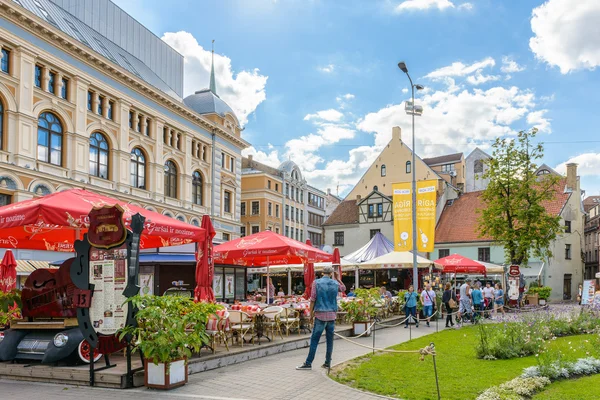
[113,0,600,198]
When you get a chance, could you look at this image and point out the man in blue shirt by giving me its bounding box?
[404,285,419,328]
[296,265,345,371]
[472,283,483,321]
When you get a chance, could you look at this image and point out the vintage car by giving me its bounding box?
[0,259,102,364]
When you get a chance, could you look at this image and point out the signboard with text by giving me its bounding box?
[392,180,437,252]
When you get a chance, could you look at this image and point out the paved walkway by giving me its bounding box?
[0,322,435,400]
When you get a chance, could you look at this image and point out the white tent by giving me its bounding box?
[478,261,505,275]
[358,251,442,270]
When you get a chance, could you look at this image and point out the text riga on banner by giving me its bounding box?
[392,180,437,253]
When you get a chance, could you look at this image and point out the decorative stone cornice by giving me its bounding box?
[0,1,250,150]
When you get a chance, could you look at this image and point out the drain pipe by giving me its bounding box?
[211,129,216,218]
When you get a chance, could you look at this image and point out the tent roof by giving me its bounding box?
[358,251,440,270]
[434,254,487,274]
[342,232,394,265]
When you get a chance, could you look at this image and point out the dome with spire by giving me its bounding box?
[183,42,238,123]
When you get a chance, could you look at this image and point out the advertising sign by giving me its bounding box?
[393,182,413,252]
[581,280,596,305]
[393,180,437,252]
[139,273,154,296]
[225,274,235,299]
[213,274,223,297]
[89,245,128,335]
[416,180,437,252]
[87,205,127,249]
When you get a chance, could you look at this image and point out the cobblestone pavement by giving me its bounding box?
[0,322,435,400]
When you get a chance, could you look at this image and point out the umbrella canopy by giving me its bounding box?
[0,250,17,292]
[333,248,342,277]
[0,188,206,252]
[303,239,316,299]
[478,261,505,275]
[195,215,217,302]
[342,232,393,265]
[213,231,332,266]
[359,251,441,270]
[434,254,486,274]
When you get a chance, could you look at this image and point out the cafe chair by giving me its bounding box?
[279,307,300,336]
[262,306,284,340]
[206,311,230,353]
[228,310,254,347]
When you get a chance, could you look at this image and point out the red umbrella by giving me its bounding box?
[434,254,486,274]
[0,250,17,292]
[0,188,206,251]
[213,231,332,302]
[195,215,217,302]
[303,239,315,299]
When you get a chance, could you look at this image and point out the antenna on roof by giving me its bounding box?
[210,39,217,95]
[337,183,339,197]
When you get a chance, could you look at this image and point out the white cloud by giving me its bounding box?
[318,64,336,73]
[425,57,496,80]
[242,146,282,167]
[304,109,344,122]
[162,32,268,126]
[466,73,501,85]
[396,0,455,12]
[402,88,409,94]
[501,56,526,73]
[555,153,600,176]
[526,110,551,133]
[336,93,355,109]
[530,0,600,73]
[458,2,473,10]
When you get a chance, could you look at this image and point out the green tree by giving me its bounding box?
[478,129,563,265]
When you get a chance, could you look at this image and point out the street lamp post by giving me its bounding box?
[398,61,424,291]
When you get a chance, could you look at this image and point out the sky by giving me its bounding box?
[113,0,600,198]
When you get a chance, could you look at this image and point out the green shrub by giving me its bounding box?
[527,286,552,300]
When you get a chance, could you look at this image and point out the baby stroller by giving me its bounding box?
[483,297,494,319]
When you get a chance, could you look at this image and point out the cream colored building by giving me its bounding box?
[0,0,247,249]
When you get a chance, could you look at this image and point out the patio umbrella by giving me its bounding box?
[0,250,17,292]
[434,254,486,274]
[0,188,206,252]
[194,215,217,302]
[359,251,441,270]
[303,239,315,300]
[213,231,332,302]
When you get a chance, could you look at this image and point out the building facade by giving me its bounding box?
[422,152,465,191]
[240,155,283,236]
[306,185,326,247]
[434,164,585,301]
[0,0,247,249]
[584,202,599,280]
[324,126,460,252]
[324,187,342,221]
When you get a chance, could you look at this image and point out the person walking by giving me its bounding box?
[267,277,275,304]
[420,283,436,327]
[404,285,419,328]
[494,283,506,317]
[482,282,495,318]
[471,283,483,322]
[457,279,472,327]
[442,282,456,328]
[296,266,345,371]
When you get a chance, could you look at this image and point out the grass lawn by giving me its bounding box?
[531,374,600,399]
[331,326,594,400]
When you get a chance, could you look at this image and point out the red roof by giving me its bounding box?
[436,181,570,244]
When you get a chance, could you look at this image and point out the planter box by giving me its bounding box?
[352,321,371,337]
[539,299,547,306]
[144,358,188,390]
[526,294,539,306]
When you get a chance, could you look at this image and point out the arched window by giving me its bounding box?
[381,164,386,177]
[164,160,177,198]
[536,169,550,176]
[474,159,483,174]
[130,148,146,189]
[373,185,378,191]
[191,218,200,227]
[406,161,411,174]
[89,132,109,179]
[176,215,185,222]
[0,101,4,150]
[37,112,63,165]
[192,170,203,205]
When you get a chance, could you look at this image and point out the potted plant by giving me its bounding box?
[528,286,551,305]
[0,289,22,330]
[119,295,217,390]
[339,288,380,336]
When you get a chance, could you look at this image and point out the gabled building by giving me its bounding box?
[323,126,460,250]
[465,147,492,193]
[434,164,585,301]
[423,152,465,191]
[584,201,599,279]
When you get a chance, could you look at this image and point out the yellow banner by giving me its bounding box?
[416,180,437,252]
[392,182,412,252]
[393,180,437,253]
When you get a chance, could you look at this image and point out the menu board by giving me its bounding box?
[582,280,596,305]
[89,244,128,335]
[225,274,235,299]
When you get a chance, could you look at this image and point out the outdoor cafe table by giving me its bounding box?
[230,304,269,344]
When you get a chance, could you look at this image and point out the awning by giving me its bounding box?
[521,262,544,278]
[15,260,52,275]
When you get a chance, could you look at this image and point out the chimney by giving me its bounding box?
[248,154,253,162]
[356,194,361,204]
[392,126,401,142]
[327,188,331,195]
[566,163,578,192]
